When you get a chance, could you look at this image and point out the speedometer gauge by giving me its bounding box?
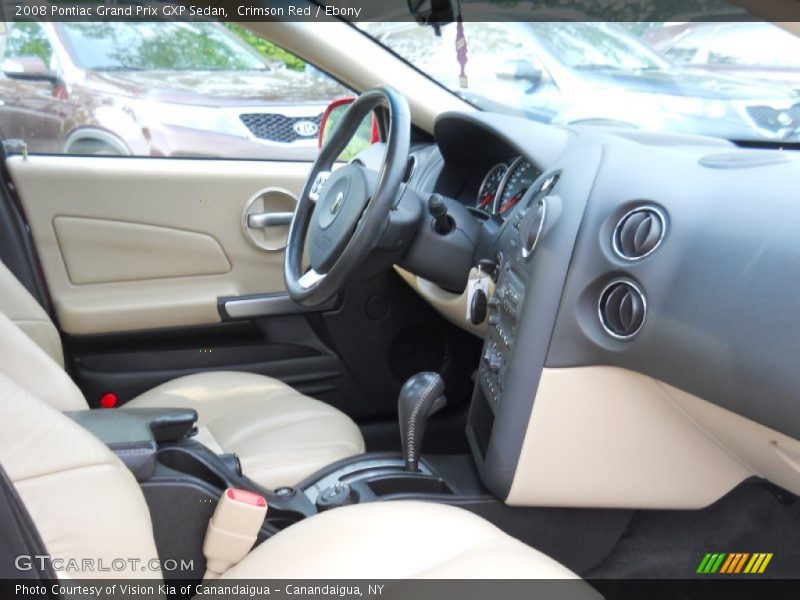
[495,158,539,216]
[477,163,508,212]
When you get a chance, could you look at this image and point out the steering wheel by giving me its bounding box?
[284,87,411,306]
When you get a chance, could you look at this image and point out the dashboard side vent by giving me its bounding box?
[598,280,646,340]
[613,207,665,260]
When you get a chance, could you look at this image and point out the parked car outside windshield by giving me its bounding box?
[362,20,800,142]
[644,22,800,94]
[0,21,350,158]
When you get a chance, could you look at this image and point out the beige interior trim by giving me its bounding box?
[507,366,753,509]
[667,381,800,503]
[509,366,800,508]
[8,155,312,334]
[394,266,490,338]
[250,20,472,133]
[54,216,232,285]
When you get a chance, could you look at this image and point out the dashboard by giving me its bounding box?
[395,109,800,509]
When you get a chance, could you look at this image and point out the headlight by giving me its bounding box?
[143,101,247,137]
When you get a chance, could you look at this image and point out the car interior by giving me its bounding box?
[2,5,800,596]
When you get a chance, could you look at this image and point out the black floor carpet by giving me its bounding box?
[587,479,800,579]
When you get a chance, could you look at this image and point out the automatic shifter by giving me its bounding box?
[398,372,446,472]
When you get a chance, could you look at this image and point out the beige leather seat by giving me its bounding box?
[0,371,594,586]
[0,260,364,489]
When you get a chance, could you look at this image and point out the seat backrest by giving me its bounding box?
[0,309,86,411]
[0,373,162,580]
[0,260,63,367]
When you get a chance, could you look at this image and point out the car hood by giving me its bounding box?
[576,68,798,101]
[85,69,347,106]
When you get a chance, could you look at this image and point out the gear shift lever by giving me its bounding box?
[398,372,446,472]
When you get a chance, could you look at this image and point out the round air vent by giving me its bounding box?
[598,280,646,340]
[613,207,666,260]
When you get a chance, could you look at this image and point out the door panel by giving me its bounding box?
[7,155,309,334]
[53,216,232,284]
[4,154,481,421]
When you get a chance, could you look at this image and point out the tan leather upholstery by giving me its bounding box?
[126,372,365,489]
[0,263,363,488]
[0,373,160,579]
[0,260,63,366]
[221,501,586,579]
[0,373,590,583]
[0,310,86,411]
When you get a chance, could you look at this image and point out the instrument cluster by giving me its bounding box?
[476,157,540,218]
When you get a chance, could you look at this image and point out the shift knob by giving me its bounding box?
[398,372,446,472]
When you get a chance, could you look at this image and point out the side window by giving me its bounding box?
[4,22,54,67]
[2,22,351,159]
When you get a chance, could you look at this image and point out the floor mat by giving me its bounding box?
[587,479,800,579]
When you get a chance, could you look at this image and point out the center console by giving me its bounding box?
[66,370,492,582]
[296,372,488,512]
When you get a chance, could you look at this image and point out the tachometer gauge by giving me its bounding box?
[495,158,539,216]
[477,163,508,212]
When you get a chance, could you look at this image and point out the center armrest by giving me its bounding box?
[65,407,197,481]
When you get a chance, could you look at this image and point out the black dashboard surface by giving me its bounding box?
[407,110,800,495]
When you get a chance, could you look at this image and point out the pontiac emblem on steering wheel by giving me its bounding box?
[330,192,345,215]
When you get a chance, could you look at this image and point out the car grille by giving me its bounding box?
[239,113,322,143]
[746,105,795,133]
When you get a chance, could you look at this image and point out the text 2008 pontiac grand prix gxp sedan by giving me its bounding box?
[1,4,800,599]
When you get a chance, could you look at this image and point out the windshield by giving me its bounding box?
[530,23,667,70]
[60,22,268,71]
[360,21,800,142]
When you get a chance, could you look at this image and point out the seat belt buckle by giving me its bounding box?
[202,488,267,578]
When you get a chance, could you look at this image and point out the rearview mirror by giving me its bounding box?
[2,56,57,83]
[406,0,455,27]
[495,59,543,88]
[318,97,380,161]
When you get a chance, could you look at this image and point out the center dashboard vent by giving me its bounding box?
[598,280,646,340]
[613,207,665,260]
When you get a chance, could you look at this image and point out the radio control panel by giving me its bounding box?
[478,262,525,413]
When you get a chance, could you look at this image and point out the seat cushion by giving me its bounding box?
[0,374,161,580]
[220,501,594,582]
[126,371,364,489]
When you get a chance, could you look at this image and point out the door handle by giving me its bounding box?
[246,212,293,229]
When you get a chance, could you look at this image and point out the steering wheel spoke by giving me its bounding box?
[308,170,331,202]
[298,268,326,289]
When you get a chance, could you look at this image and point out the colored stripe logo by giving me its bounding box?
[697,553,773,574]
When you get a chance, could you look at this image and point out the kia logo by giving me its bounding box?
[293,120,319,137]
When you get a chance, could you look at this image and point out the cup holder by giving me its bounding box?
[158,447,227,490]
